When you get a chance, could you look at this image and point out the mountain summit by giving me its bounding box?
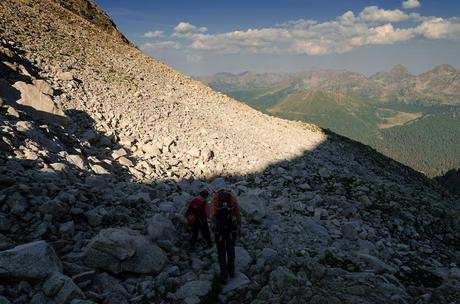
[0,1,459,303]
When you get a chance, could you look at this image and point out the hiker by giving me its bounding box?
[211,189,241,284]
[186,189,212,249]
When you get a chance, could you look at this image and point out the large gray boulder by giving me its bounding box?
[2,80,66,124]
[83,228,167,274]
[0,240,62,281]
[147,214,177,243]
[238,194,266,223]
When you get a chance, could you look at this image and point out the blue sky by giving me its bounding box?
[96,0,460,76]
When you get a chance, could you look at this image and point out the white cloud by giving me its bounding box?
[141,41,181,50]
[402,0,421,9]
[186,54,202,63]
[351,24,415,46]
[143,30,164,38]
[143,5,460,57]
[416,17,460,40]
[173,22,208,36]
[359,6,417,23]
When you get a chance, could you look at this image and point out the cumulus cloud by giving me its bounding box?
[143,30,164,38]
[359,6,417,23]
[141,41,181,50]
[402,0,421,9]
[142,5,460,57]
[416,17,460,40]
[173,22,208,36]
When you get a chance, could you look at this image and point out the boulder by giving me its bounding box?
[303,219,330,241]
[238,194,266,223]
[235,246,251,272]
[147,214,177,243]
[111,148,127,160]
[43,272,85,304]
[269,266,302,293]
[0,240,62,281]
[170,280,211,300]
[221,272,250,294]
[141,142,161,156]
[209,177,226,191]
[83,228,167,274]
[357,254,397,274]
[66,155,86,170]
[342,223,358,240]
[57,71,74,81]
[9,81,66,124]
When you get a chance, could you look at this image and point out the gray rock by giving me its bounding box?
[269,266,301,293]
[141,142,161,156]
[183,296,201,304]
[171,280,212,299]
[59,221,75,240]
[147,214,177,243]
[235,246,251,272]
[341,223,358,240]
[239,194,266,223]
[357,253,397,274]
[57,71,74,81]
[111,148,127,160]
[66,155,86,170]
[159,202,175,213]
[90,164,109,175]
[43,272,85,304]
[83,228,167,274]
[303,219,330,241]
[0,240,62,281]
[118,156,133,167]
[187,147,201,159]
[209,177,227,191]
[8,81,66,124]
[0,215,11,232]
[221,272,250,294]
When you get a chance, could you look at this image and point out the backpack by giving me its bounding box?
[215,191,237,234]
[186,197,205,225]
[186,212,196,225]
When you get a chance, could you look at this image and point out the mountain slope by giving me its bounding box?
[1,1,460,304]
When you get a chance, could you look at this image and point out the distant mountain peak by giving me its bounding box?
[429,64,457,74]
[389,64,410,76]
[370,64,412,81]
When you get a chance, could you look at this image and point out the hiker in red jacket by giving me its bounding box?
[211,189,241,284]
[186,189,212,249]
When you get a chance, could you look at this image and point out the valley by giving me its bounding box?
[199,69,460,177]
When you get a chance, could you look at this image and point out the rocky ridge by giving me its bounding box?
[0,0,460,303]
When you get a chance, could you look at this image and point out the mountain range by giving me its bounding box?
[198,66,460,177]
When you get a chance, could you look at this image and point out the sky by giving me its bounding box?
[95,0,460,76]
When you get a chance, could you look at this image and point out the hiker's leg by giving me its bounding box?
[227,233,237,278]
[201,221,212,247]
[215,234,228,283]
[190,223,199,247]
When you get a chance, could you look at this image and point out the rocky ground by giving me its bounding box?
[0,0,460,303]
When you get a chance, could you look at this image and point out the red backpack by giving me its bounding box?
[186,197,206,225]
